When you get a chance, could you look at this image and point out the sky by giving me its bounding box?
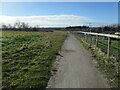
[1,0,120,2]
[0,2,118,27]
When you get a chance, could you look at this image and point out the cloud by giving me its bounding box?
[0,15,96,27]
[0,15,115,27]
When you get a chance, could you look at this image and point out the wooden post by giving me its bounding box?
[88,34,90,45]
[107,37,111,57]
[82,34,84,40]
[86,34,88,43]
[96,35,98,48]
[84,34,85,41]
[90,34,92,47]
[85,33,87,42]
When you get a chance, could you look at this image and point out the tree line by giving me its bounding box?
[1,21,120,33]
[65,24,120,34]
[65,26,89,29]
[1,21,40,31]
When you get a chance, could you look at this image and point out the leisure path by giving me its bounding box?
[47,34,110,88]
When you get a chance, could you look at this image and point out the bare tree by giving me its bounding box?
[20,22,30,30]
[14,21,21,29]
[8,24,13,29]
[2,24,8,30]
[13,21,30,31]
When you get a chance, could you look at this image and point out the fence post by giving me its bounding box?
[85,33,87,42]
[89,34,92,47]
[107,37,111,57]
[88,34,90,46]
[86,34,88,43]
[96,35,98,48]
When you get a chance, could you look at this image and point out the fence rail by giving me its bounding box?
[77,31,120,39]
[74,31,120,59]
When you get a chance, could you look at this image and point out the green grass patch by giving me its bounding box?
[2,31,68,89]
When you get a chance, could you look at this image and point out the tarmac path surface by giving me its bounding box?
[47,34,110,88]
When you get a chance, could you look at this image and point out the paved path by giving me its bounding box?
[47,34,110,88]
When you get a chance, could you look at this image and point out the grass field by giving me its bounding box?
[2,31,68,89]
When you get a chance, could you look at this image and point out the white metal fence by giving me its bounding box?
[74,31,120,60]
